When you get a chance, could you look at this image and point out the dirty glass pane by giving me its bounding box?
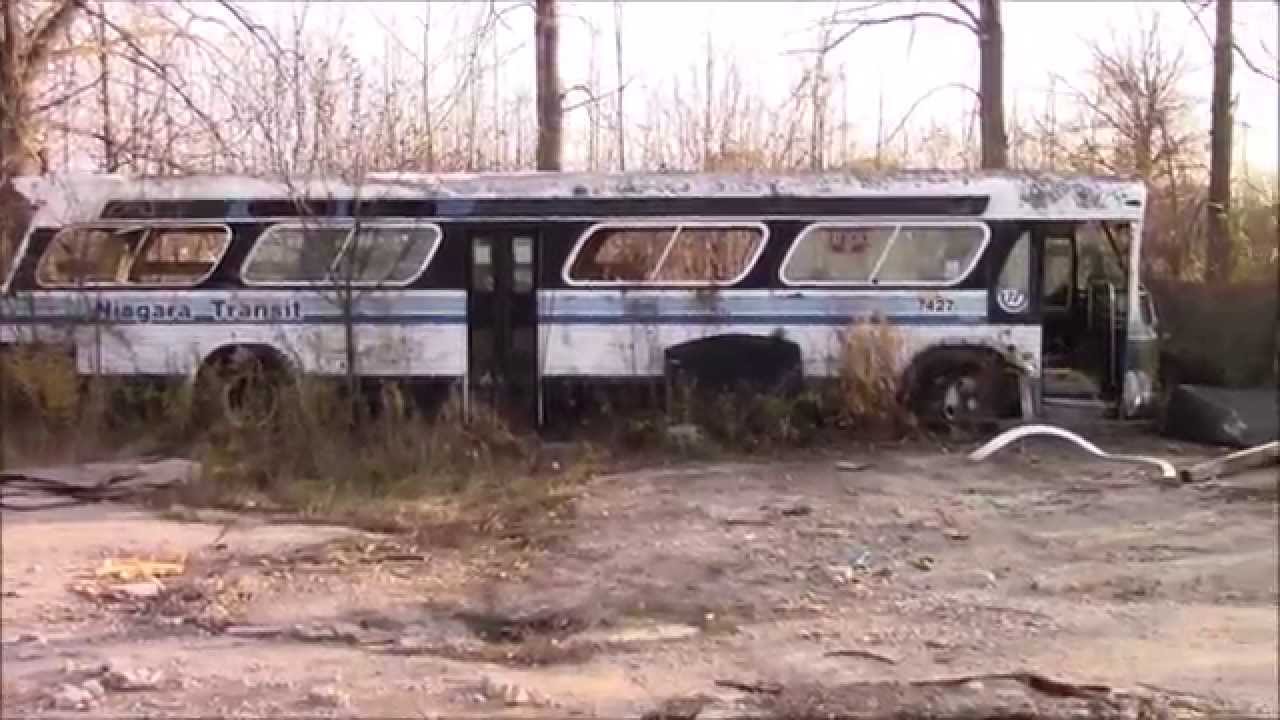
[874,225,986,283]
[782,225,895,282]
[1077,222,1128,285]
[1043,236,1074,308]
[567,226,674,282]
[37,226,147,286]
[242,224,350,283]
[472,237,494,292]
[340,225,439,284]
[651,226,764,283]
[129,227,230,285]
[513,236,535,292]
[995,232,1031,313]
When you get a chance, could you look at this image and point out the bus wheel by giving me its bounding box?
[914,363,1001,434]
[199,350,287,430]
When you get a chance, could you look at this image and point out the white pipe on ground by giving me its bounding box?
[968,423,1177,481]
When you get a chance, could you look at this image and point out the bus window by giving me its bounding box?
[783,222,986,285]
[783,225,894,282]
[1077,222,1128,285]
[37,226,146,287]
[567,223,765,285]
[338,224,440,285]
[651,227,763,283]
[129,226,231,286]
[242,224,350,284]
[875,225,986,283]
[1043,235,1074,309]
[571,226,669,282]
[995,232,1031,313]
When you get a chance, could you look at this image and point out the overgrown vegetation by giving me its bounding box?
[0,316,918,527]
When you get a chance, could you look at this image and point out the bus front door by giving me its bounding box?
[467,230,540,426]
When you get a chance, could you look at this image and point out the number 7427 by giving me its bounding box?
[917,295,955,313]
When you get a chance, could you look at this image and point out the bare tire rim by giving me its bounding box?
[220,373,279,428]
[941,376,981,423]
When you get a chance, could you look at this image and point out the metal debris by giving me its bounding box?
[968,424,1176,480]
[1179,441,1279,483]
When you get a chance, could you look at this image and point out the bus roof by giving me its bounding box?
[13,170,1147,228]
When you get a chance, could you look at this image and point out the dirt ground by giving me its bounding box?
[1,429,1276,718]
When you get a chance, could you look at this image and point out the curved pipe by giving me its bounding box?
[968,423,1176,481]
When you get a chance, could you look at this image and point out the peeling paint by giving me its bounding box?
[13,170,1147,229]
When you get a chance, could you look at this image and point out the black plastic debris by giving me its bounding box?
[1161,385,1279,448]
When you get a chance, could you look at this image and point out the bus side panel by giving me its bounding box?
[537,289,1041,380]
[1,290,468,378]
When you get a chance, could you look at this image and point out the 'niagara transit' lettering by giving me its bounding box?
[91,300,304,323]
[211,300,303,321]
[95,301,193,322]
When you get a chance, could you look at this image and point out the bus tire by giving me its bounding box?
[906,350,1010,434]
[196,347,290,430]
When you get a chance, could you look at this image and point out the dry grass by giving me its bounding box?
[831,314,915,435]
[0,346,194,463]
[1,323,911,543]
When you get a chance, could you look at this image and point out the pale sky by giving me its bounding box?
[250,0,1279,172]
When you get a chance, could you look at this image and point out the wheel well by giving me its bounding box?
[900,344,1021,408]
[196,344,292,382]
[664,333,804,395]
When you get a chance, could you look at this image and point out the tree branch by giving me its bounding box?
[946,0,981,29]
[1182,0,1278,83]
[21,0,82,84]
[820,8,978,54]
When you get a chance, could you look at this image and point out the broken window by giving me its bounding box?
[37,224,229,288]
[567,223,765,285]
[128,227,231,285]
[37,226,144,286]
[783,222,987,285]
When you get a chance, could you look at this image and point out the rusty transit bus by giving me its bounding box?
[0,171,1159,429]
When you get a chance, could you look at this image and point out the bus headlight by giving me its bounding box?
[1123,369,1153,418]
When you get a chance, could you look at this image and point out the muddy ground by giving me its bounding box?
[1,430,1276,718]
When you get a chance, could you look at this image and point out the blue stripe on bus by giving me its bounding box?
[2,313,987,327]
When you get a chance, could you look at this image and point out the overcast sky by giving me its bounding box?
[251,1,1279,172]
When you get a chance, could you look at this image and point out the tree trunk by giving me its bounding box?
[534,0,562,172]
[613,0,626,172]
[0,84,35,283]
[977,0,1008,170]
[1206,0,1234,284]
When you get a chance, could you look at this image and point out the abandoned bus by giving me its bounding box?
[0,171,1158,428]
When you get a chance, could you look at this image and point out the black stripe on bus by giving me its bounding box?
[100,196,989,221]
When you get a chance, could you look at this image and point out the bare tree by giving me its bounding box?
[535,0,561,171]
[0,0,81,277]
[824,0,1007,169]
[1061,16,1197,182]
[613,0,626,172]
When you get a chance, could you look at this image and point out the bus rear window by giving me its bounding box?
[782,222,988,285]
[566,223,766,285]
[36,224,229,287]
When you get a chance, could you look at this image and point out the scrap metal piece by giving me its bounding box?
[1179,441,1280,483]
[968,423,1177,480]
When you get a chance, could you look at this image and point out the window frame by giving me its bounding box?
[239,219,442,288]
[561,219,769,288]
[779,219,991,288]
[35,221,233,289]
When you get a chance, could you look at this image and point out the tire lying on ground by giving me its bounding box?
[1161,384,1279,448]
